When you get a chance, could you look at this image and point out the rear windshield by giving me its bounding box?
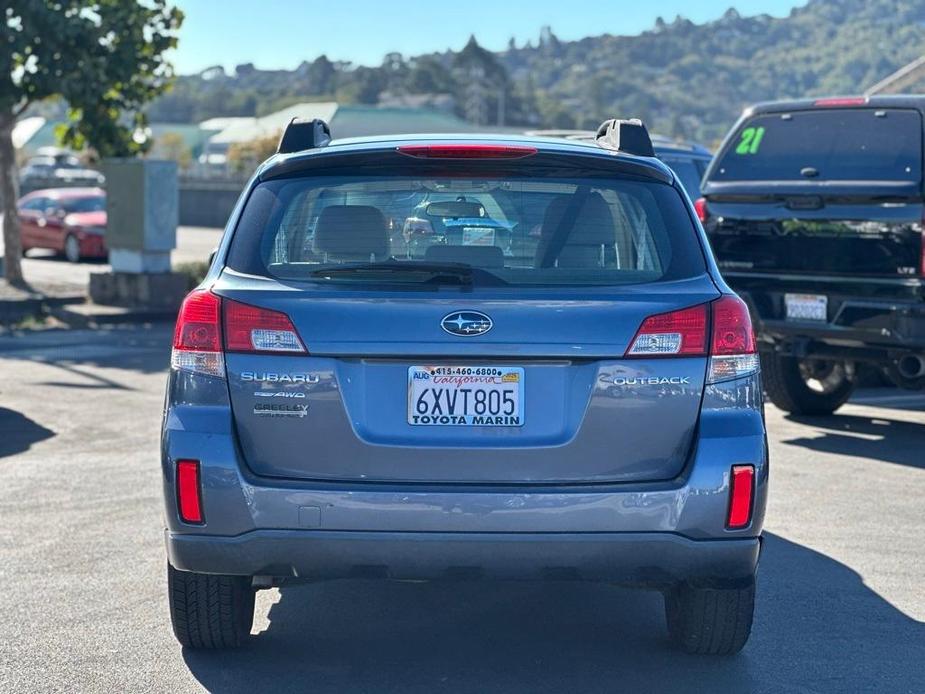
[712,108,922,182]
[227,174,705,288]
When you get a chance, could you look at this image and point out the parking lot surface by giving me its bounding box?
[0,324,922,693]
[0,223,223,288]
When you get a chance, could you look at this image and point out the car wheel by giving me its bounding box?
[167,563,255,648]
[663,579,755,655]
[64,234,81,263]
[761,353,856,415]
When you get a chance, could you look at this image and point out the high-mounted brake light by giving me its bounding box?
[726,465,755,529]
[626,304,708,357]
[397,144,538,159]
[171,290,224,377]
[694,197,709,224]
[176,459,204,524]
[813,97,867,107]
[224,299,305,353]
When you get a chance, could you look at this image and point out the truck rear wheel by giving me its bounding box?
[762,353,855,415]
[664,580,755,655]
[167,563,255,648]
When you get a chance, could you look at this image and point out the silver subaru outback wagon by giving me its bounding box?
[162,119,768,655]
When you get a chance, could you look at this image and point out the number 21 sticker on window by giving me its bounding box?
[408,366,524,426]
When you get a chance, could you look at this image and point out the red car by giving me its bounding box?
[17,187,107,263]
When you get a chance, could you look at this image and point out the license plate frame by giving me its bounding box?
[407,365,524,426]
[785,293,828,322]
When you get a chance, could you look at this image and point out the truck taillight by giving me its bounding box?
[171,290,224,377]
[626,295,759,383]
[920,224,925,277]
[694,197,709,224]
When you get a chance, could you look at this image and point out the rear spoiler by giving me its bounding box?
[277,118,331,154]
[595,118,655,157]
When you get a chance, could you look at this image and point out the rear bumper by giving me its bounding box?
[728,278,925,356]
[166,529,760,586]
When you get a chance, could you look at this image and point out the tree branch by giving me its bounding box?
[13,99,32,119]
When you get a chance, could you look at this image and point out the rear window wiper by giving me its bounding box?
[308,260,506,286]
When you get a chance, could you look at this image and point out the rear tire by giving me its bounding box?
[64,234,81,263]
[167,563,255,649]
[762,353,855,415]
[664,580,755,655]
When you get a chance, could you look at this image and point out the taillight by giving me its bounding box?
[694,197,709,224]
[920,215,925,277]
[176,459,204,524]
[726,464,755,529]
[171,290,224,377]
[625,295,759,382]
[626,304,708,357]
[223,299,305,353]
[708,295,759,383]
[397,144,538,159]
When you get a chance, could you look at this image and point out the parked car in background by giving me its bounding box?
[17,187,107,263]
[19,148,105,196]
[163,119,767,655]
[525,130,712,200]
[699,95,925,414]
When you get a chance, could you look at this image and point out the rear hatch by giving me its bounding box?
[703,105,924,283]
[218,145,719,484]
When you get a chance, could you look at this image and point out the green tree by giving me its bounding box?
[1,0,183,287]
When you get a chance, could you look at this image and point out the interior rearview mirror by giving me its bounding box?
[425,201,485,218]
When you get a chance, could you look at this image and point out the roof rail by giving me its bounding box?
[594,118,655,157]
[277,118,332,154]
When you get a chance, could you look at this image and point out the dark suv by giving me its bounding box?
[700,96,925,414]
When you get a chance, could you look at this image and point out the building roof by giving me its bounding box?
[208,102,339,145]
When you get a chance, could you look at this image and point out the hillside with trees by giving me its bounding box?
[146,0,925,143]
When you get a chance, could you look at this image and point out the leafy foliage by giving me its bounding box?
[146,0,925,143]
[3,0,184,156]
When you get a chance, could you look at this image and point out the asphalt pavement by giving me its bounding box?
[0,324,922,693]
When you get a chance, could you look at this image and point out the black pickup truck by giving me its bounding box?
[699,96,925,414]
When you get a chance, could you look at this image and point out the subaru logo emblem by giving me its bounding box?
[441,311,493,337]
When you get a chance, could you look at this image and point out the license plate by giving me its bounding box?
[461,227,496,246]
[785,293,827,321]
[408,366,524,426]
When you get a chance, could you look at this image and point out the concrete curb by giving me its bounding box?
[48,302,177,329]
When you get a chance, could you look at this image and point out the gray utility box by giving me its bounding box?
[89,158,186,310]
[103,158,178,273]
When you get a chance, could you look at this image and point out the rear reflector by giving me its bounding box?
[397,144,538,159]
[176,460,203,524]
[223,299,306,353]
[171,290,224,377]
[813,96,867,107]
[727,465,755,529]
[626,304,708,357]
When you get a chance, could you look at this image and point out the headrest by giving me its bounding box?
[313,205,389,261]
[424,244,505,268]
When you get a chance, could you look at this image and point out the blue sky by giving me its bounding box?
[170,1,806,75]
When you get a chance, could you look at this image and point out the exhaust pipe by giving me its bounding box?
[896,354,925,380]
